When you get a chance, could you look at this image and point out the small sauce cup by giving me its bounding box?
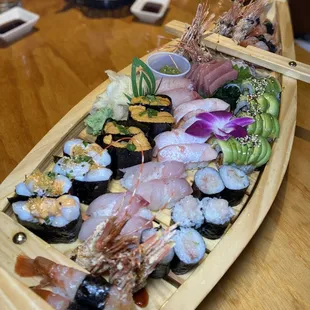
[147,52,191,79]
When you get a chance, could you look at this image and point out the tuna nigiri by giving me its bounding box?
[174,98,230,124]
[158,143,218,169]
[135,179,193,211]
[120,161,187,191]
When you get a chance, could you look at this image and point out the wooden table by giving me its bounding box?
[0,0,309,309]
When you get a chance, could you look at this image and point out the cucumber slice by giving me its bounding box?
[217,140,233,164]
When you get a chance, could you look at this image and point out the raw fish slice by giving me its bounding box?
[79,216,110,241]
[120,161,187,191]
[174,98,230,124]
[153,129,207,156]
[158,144,218,168]
[87,192,148,217]
[186,63,199,80]
[121,208,153,239]
[135,179,193,211]
[209,69,238,95]
[203,61,232,95]
[159,88,201,109]
[157,78,193,92]
[178,116,200,131]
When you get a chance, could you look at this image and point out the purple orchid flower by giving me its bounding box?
[185,111,254,140]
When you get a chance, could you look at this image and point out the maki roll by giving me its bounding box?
[219,165,249,206]
[130,95,172,113]
[53,156,112,204]
[101,132,153,179]
[171,228,206,275]
[141,228,175,279]
[198,197,235,240]
[9,170,72,203]
[192,167,225,200]
[171,195,204,229]
[63,139,111,167]
[12,195,82,243]
[129,105,174,139]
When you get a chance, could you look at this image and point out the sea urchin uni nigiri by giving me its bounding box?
[12,195,82,243]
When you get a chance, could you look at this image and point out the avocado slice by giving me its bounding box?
[255,136,269,165]
[270,116,280,139]
[264,93,280,118]
[228,138,239,164]
[247,138,263,165]
[217,140,233,164]
[255,139,272,167]
[256,96,269,112]
[240,143,249,165]
[265,77,281,97]
[247,116,256,135]
[261,113,273,138]
[254,114,263,136]
[231,138,245,165]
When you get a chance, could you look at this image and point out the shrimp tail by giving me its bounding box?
[15,255,39,277]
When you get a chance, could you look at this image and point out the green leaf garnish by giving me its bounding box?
[124,93,132,104]
[146,94,157,102]
[147,108,158,118]
[44,216,52,225]
[82,141,89,147]
[233,65,252,83]
[47,172,56,179]
[127,143,136,151]
[73,155,93,164]
[66,173,73,179]
[114,122,130,135]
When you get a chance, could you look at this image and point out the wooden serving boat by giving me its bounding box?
[0,0,299,309]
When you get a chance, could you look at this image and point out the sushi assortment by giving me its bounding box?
[8,4,284,308]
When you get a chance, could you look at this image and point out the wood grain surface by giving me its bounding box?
[0,0,309,309]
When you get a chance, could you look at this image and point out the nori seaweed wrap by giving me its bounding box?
[130,95,172,113]
[101,132,153,179]
[198,197,235,240]
[12,195,82,244]
[129,105,174,139]
[170,228,205,275]
[72,274,111,310]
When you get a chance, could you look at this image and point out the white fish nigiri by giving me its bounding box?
[135,179,193,211]
[153,129,208,156]
[86,192,148,217]
[156,78,193,92]
[120,161,187,191]
[159,88,200,109]
[75,167,112,182]
[53,157,90,178]
[158,144,218,169]
[174,98,230,124]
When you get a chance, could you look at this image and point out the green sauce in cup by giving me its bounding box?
[159,65,181,75]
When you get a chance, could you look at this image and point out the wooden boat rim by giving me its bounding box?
[0,1,297,309]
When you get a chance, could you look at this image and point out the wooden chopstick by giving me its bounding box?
[164,20,310,83]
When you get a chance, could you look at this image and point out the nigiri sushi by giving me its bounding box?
[120,161,187,191]
[153,129,207,156]
[159,88,201,109]
[135,178,193,211]
[12,195,82,243]
[156,77,193,92]
[157,143,218,169]
[174,98,230,124]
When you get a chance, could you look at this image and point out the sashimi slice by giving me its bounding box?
[153,129,208,156]
[79,216,109,241]
[87,192,148,217]
[135,179,193,211]
[186,63,199,80]
[160,88,201,109]
[158,143,218,168]
[174,98,230,124]
[209,69,238,95]
[157,78,193,92]
[203,60,233,95]
[120,161,187,191]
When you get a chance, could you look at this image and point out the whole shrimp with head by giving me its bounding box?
[232,0,270,43]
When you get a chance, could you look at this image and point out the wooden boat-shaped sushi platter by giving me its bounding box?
[0,0,301,309]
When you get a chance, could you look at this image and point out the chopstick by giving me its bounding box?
[164,20,310,83]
